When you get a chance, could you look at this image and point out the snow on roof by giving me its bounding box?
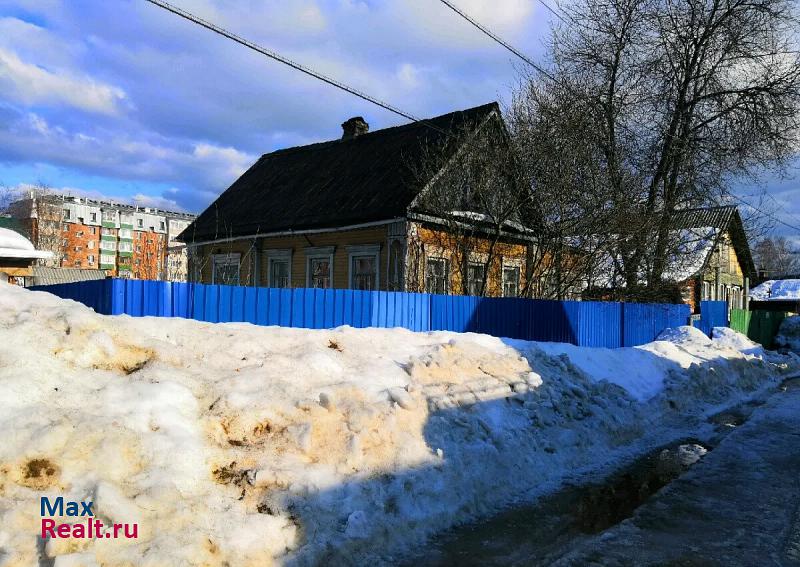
[0,228,52,260]
[749,280,775,300]
[751,279,800,301]
[662,227,718,281]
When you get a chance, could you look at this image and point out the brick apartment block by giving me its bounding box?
[9,194,195,281]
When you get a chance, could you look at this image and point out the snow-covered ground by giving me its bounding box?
[0,286,797,567]
[776,315,800,354]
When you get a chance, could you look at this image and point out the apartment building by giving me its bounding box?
[9,194,196,281]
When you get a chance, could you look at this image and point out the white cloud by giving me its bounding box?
[0,48,126,115]
[192,143,253,181]
[0,0,548,212]
[0,112,256,202]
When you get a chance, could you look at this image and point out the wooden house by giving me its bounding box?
[180,103,535,297]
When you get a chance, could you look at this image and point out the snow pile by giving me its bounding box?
[750,279,800,301]
[712,327,765,357]
[776,315,800,353]
[0,287,795,567]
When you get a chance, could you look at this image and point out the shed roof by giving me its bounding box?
[30,266,106,286]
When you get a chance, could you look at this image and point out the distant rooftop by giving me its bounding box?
[32,194,196,220]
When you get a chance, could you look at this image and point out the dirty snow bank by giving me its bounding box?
[776,315,800,353]
[0,286,795,567]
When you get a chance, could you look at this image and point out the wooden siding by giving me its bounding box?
[406,222,529,297]
[701,231,745,287]
[193,225,391,290]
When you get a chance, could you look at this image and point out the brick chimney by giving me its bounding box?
[341,116,369,140]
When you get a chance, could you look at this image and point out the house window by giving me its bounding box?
[90,227,96,235]
[347,244,380,291]
[387,240,404,291]
[90,212,97,222]
[63,208,71,220]
[137,218,143,228]
[270,260,290,287]
[503,265,521,297]
[212,253,240,285]
[466,262,485,296]
[309,258,331,288]
[352,257,377,290]
[265,249,292,288]
[426,257,449,294]
[160,221,166,231]
[88,254,95,265]
[305,246,334,289]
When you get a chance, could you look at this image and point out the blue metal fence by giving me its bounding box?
[31,278,699,348]
[696,300,729,337]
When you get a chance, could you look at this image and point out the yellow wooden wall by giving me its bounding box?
[406,223,529,297]
[194,226,390,289]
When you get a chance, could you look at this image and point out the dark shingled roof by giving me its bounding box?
[671,205,756,279]
[670,205,738,230]
[181,102,500,242]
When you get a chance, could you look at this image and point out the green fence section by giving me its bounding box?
[730,309,790,348]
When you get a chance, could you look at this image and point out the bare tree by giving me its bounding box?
[507,78,622,299]
[753,235,800,276]
[409,114,537,296]
[514,0,800,298]
[5,183,67,267]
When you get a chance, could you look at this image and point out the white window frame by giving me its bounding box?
[212,253,241,285]
[305,246,335,289]
[466,261,486,296]
[347,244,380,290]
[265,249,292,288]
[425,256,450,295]
[501,262,522,298]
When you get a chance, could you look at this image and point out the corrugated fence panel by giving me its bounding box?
[204,285,220,323]
[697,300,728,337]
[431,294,479,333]
[172,282,191,319]
[31,279,709,348]
[578,301,622,348]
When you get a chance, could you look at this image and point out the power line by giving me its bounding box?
[143,0,424,123]
[728,192,800,232]
[436,0,555,79]
[532,0,570,24]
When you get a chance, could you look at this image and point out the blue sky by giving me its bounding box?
[0,0,797,241]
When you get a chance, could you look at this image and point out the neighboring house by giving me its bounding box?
[0,227,52,283]
[749,279,800,313]
[8,194,196,281]
[751,279,800,301]
[180,103,534,297]
[582,205,755,312]
[668,206,756,312]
